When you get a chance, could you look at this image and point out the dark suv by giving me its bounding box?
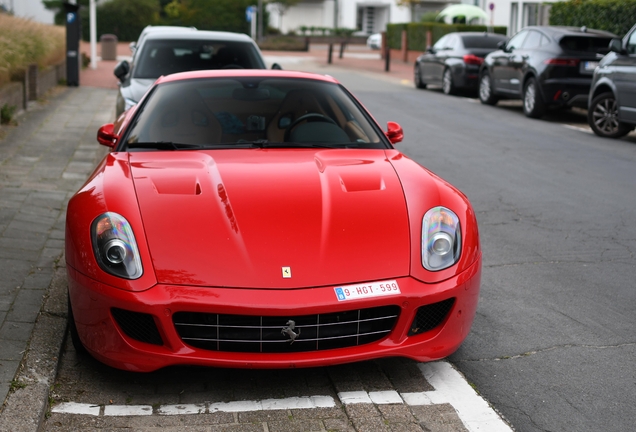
[479,26,617,118]
[587,24,636,138]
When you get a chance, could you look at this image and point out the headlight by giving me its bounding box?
[422,207,461,271]
[91,212,143,279]
[124,97,137,111]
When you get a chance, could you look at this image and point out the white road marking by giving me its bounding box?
[51,402,100,416]
[420,362,512,432]
[369,390,403,404]
[562,124,593,134]
[49,361,511,431]
[103,405,153,416]
[157,404,205,415]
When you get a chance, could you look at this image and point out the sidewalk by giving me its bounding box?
[0,42,415,429]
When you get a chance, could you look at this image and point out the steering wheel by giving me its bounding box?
[284,113,337,142]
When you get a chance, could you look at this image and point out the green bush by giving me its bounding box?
[550,0,636,37]
[387,23,507,51]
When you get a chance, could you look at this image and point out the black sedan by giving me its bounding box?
[478,26,617,118]
[414,32,508,95]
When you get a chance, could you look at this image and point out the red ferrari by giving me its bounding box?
[65,70,481,372]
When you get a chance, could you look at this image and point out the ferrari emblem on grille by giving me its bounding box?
[282,266,291,278]
[281,320,300,344]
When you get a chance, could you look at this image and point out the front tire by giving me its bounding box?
[414,64,427,89]
[523,77,546,118]
[68,294,87,354]
[479,71,498,105]
[588,92,631,138]
[442,68,457,95]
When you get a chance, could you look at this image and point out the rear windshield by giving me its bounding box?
[559,36,612,54]
[461,35,507,49]
[133,39,265,79]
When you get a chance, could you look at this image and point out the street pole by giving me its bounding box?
[257,0,263,41]
[90,0,97,70]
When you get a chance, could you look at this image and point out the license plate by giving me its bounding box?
[334,280,401,301]
[581,61,599,73]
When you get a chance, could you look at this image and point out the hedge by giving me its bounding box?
[549,0,636,38]
[387,23,508,51]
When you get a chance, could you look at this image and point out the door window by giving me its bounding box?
[523,31,542,49]
[627,30,636,54]
[507,30,528,51]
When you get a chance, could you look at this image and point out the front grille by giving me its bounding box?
[173,306,400,353]
[111,308,163,346]
[408,298,455,336]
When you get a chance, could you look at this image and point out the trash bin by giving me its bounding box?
[100,34,118,61]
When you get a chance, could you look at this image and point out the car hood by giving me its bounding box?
[121,78,156,103]
[129,149,411,288]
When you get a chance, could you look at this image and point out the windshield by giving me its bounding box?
[133,39,265,79]
[124,77,387,150]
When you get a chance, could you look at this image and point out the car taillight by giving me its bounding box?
[463,54,484,65]
[544,58,580,67]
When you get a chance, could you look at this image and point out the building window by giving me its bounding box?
[510,3,519,35]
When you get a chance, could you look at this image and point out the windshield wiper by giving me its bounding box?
[260,142,359,149]
[127,141,204,150]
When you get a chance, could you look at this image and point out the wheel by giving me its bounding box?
[588,92,632,138]
[523,77,546,118]
[442,68,457,95]
[67,294,87,354]
[414,64,426,89]
[284,113,337,142]
[479,72,498,105]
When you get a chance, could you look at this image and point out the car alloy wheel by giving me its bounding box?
[479,72,498,105]
[522,77,545,118]
[588,92,631,139]
[414,65,426,89]
[442,68,455,95]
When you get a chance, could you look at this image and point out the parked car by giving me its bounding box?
[128,25,197,56]
[367,33,382,50]
[414,32,508,95]
[114,30,271,116]
[478,26,617,118]
[587,23,636,138]
[66,69,482,372]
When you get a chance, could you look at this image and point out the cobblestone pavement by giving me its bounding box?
[0,86,114,413]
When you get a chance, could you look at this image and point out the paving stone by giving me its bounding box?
[238,409,291,423]
[267,418,324,431]
[0,320,34,341]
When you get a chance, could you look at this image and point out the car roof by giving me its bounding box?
[453,32,507,39]
[143,30,255,43]
[156,69,340,85]
[523,26,617,38]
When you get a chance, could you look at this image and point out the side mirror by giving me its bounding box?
[129,42,136,54]
[97,123,118,148]
[608,38,625,55]
[497,40,507,51]
[114,60,130,82]
[385,121,403,144]
[426,46,435,54]
[271,63,283,70]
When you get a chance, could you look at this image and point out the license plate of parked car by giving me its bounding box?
[581,61,599,73]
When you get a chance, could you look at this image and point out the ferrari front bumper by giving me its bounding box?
[67,256,481,372]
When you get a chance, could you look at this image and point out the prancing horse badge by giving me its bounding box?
[282,267,291,278]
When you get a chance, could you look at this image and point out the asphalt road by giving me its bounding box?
[328,69,636,432]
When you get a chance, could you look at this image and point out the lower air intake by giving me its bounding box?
[111,308,163,345]
[408,298,455,336]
